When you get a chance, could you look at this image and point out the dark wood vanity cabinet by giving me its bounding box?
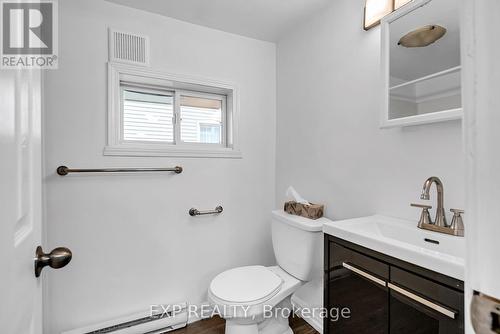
[326,243,389,333]
[324,235,464,334]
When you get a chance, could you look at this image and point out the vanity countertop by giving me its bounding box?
[323,214,465,280]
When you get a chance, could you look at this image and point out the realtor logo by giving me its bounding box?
[1,0,58,69]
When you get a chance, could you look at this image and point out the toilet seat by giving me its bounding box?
[209,265,284,305]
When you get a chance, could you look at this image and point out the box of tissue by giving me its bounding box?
[284,201,324,220]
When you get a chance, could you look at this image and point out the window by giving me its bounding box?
[122,88,174,143]
[394,0,412,9]
[121,87,225,145]
[364,0,393,30]
[179,94,224,144]
[364,0,413,30]
[106,63,240,158]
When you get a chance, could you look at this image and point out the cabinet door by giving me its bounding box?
[389,284,462,333]
[390,286,440,333]
[326,243,389,334]
[389,267,463,334]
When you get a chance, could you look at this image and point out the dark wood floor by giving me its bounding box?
[289,315,319,334]
[171,315,319,334]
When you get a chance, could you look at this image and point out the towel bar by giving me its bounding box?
[56,166,183,175]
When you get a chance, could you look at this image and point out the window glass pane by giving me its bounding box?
[180,95,223,144]
[365,0,393,29]
[199,123,222,144]
[395,0,412,9]
[122,89,174,142]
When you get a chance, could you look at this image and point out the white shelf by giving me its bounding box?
[390,66,462,91]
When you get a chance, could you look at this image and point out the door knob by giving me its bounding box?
[34,246,72,277]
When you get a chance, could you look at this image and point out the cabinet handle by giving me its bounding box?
[342,262,387,287]
[388,283,457,319]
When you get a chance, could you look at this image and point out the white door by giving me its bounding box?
[464,0,500,301]
[464,0,500,298]
[463,0,500,332]
[0,69,43,333]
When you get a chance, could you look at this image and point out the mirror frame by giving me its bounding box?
[380,0,463,128]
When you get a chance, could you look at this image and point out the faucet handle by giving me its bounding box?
[449,209,464,237]
[411,203,433,228]
[411,203,432,209]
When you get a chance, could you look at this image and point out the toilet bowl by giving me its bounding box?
[208,210,330,334]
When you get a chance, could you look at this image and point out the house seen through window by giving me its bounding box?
[121,86,225,145]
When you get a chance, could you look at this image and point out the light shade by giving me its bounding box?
[398,25,447,47]
[364,0,393,30]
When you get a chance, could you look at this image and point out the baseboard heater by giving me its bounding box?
[62,303,188,334]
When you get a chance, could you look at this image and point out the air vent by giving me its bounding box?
[109,29,149,66]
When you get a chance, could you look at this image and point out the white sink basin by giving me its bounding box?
[322,215,465,280]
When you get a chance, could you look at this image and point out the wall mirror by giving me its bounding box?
[380,0,462,128]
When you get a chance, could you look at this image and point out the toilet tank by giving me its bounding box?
[271,210,329,281]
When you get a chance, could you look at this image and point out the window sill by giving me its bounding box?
[103,144,242,158]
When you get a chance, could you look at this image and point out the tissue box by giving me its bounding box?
[284,201,324,220]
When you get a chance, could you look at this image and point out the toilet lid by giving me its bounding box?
[209,266,283,304]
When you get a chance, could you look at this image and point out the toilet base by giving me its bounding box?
[225,321,293,334]
[224,299,293,334]
[225,322,259,334]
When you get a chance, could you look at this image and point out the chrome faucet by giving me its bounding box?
[420,176,447,227]
[411,177,464,236]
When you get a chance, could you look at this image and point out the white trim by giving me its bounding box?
[461,0,476,331]
[380,0,462,128]
[106,62,241,158]
[103,144,241,158]
[380,108,462,129]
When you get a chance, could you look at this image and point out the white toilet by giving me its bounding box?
[208,210,328,334]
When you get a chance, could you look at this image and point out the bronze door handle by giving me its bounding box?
[34,246,72,277]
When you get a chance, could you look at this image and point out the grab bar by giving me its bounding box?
[56,165,183,176]
[189,206,223,216]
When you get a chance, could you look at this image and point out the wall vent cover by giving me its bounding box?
[108,29,150,66]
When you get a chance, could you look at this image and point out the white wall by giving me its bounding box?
[43,1,276,332]
[276,0,464,222]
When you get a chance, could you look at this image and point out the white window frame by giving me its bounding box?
[105,62,241,158]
